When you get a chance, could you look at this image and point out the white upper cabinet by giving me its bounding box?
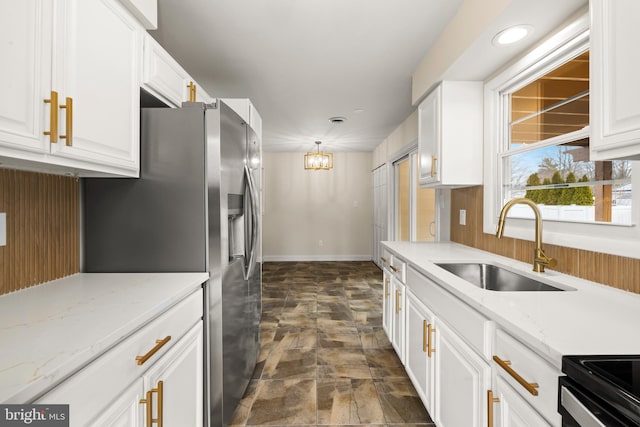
[0,0,142,177]
[418,81,483,187]
[590,0,640,160]
[223,98,263,139]
[142,34,214,107]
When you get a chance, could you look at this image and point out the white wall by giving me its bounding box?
[262,151,372,261]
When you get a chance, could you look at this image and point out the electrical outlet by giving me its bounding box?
[459,209,466,226]
[0,213,5,246]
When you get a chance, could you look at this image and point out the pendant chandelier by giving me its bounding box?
[304,141,333,170]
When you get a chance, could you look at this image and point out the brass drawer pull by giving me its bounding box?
[390,265,399,273]
[431,155,437,177]
[380,256,388,263]
[187,81,197,102]
[384,278,390,298]
[136,336,171,365]
[427,323,436,357]
[487,389,500,427]
[59,97,73,146]
[493,355,539,396]
[395,290,401,313]
[43,91,59,143]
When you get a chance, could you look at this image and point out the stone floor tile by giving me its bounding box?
[316,379,386,425]
[246,379,317,425]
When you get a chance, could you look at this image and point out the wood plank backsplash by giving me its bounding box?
[0,169,79,295]
[450,186,640,294]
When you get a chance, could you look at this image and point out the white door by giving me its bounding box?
[494,376,551,427]
[405,290,436,414]
[591,0,640,160]
[0,0,52,153]
[391,278,405,362]
[144,322,204,427]
[382,269,392,337]
[418,85,440,185]
[90,379,144,427]
[53,0,140,174]
[433,320,490,427]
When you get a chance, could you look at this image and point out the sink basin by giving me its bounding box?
[435,262,569,292]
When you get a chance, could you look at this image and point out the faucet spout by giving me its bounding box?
[496,198,557,273]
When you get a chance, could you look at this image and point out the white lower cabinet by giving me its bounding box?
[391,276,406,363]
[405,290,436,414]
[382,269,393,337]
[493,376,551,427]
[433,320,490,427]
[36,289,203,427]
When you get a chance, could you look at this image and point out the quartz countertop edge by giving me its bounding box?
[382,241,640,370]
[0,272,209,403]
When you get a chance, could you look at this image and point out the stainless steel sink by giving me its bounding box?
[435,262,570,292]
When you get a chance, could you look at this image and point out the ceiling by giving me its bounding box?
[149,0,464,153]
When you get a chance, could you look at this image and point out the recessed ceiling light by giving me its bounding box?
[329,116,347,124]
[492,25,533,46]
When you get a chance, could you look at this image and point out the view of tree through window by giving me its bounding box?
[502,50,633,225]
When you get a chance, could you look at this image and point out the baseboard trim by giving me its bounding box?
[262,255,373,262]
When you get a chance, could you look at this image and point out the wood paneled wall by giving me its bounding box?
[450,186,640,294]
[0,169,79,295]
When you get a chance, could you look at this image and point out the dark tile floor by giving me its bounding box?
[229,261,435,426]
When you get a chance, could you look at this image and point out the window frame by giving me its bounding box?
[483,12,640,259]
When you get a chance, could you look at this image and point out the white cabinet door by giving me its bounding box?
[494,376,552,427]
[142,34,191,107]
[382,269,393,339]
[53,0,141,175]
[391,277,405,363]
[418,85,440,185]
[143,322,204,427]
[405,290,436,415]
[0,0,52,153]
[90,379,144,427]
[590,0,640,160]
[418,81,483,187]
[433,320,490,427]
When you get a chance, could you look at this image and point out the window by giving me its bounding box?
[484,13,640,258]
[394,151,435,241]
[502,50,632,225]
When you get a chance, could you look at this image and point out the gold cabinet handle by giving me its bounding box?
[493,355,539,396]
[136,336,171,365]
[59,97,73,146]
[431,155,437,177]
[140,388,153,427]
[384,278,390,298]
[43,91,59,143]
[422,320,428,353]
[427,323,436,357]
[380,256,388,263]
[140,381,163,427]
[487,389,500,427]
[390,265,399,273]
[395,290,401,313]
[187,81,196,102]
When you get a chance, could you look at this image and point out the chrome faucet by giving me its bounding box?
[495,198,557,273]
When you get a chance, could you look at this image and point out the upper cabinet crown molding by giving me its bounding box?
[0,0,143,177]
[418,81,483,188]
[118,0,157,29]
[590,0,640,160]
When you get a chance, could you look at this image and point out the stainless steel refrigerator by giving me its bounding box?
[82,100,261,427]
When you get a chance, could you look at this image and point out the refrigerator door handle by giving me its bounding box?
[243,164,259,280]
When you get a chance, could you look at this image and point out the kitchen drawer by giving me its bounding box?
[493,328,562,426]
[390,255,407,283]
[407,266,492,358]
[36,288,203,424]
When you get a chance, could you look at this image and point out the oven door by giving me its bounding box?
[559,377,638,427]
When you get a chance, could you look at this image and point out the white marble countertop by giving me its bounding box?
[382,241,640,369]
[0,272,209,403]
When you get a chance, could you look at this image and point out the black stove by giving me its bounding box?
[560,355,640,426]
